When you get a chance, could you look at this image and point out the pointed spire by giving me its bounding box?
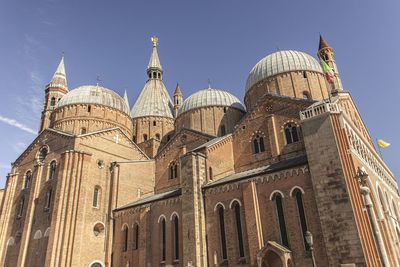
[147,36,163,71]
[319,35,331,50]
[47,54,68,91]
[174,83,182,96]
[123,89,130,108]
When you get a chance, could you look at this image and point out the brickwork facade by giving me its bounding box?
[0,36,399,267]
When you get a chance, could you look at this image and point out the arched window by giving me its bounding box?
[209,167,213,180]
[45,189,52,210]
[158,73,161,79]
[93,222,105,236]
[122,225,128,252]
[93,187,100,208]
[17,197,24,218]
[143,134,148,141]
[90,263,102,267]
[223,107,227,113]
[132,135,137,143]
[80,127,87,134]
[49,161,57,180]
[232,201,245,258]
[273,193,289,248]
[169,162,178,180]
[220,125,226,136]
[50,97,56,108]
[172,215,179,260]
[284,123,299,144]
[153,121,157,126]
[88,105,91,113]
[153,72,156,79]
[303,72,307,79]
[133,223,139,250]
[293,189,309,250]
[38,146,48,163]
[217,205,228,261]
[155,134,161,140]
[24,171,32,189]
[160,217,166,262]
[253,135,265,154]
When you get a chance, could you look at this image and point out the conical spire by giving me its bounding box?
[319,35,330,50]
[147,36,163,71]
[47,55,68,91]
[174,83,182,96]
[123,89,130,108]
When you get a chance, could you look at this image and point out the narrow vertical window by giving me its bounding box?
[123,225,128,252]
[294,189,309,250]
[49,161,57,180]
[153,121,157,126]
[160,218,166,262]
[25,171,32,189]
[273,193,289,248]
[173,215,179,260]
[220,125,226,136]
[50,97,56,108]
[209,167,213,180]
[17,197,24,218]
[143,134,148,141]
[169,162,178,179]
[155,133,161,140]
[233,202,245,258]
[218,205,228,261]
[93,187,100,208]
[88,105,91,112]
[45,189,52,210]
[133,223,139,250]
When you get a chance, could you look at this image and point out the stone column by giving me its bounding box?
[180,152,208,267]
[242,181,264,265]
[18,162,44,267]
[0,172,19,265]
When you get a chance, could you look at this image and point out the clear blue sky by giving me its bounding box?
[0,0,399,187]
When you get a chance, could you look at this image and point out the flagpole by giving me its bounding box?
[376,138,384,160]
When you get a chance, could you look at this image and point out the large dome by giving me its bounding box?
[179,88,245,114]
[245,50,323,92]
[57,85,130,115]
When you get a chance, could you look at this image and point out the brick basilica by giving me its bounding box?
[0,36,399,267]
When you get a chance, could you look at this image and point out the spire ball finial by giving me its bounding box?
[151,36,159,47]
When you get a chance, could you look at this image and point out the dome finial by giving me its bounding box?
[151,36,158,47]
[96,75,101,86]
[207,79,212,89]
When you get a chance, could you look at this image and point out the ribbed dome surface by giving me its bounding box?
[57,85,129,115]
[179,88,245,114]
[245,50,323,92]
[130,79,174,118]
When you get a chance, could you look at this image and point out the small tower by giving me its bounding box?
[147,36,163,80]
[39,55,68,133]
[173,83,183,117]
[318,35,343,92]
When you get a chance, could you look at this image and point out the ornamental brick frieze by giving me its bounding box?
[204,165,308,196]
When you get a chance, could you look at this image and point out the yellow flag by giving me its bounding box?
[377,139,390,149]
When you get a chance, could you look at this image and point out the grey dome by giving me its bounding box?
[179,88,245,114]
[130,79,174,118]
[57,85,130,115]
[245,50,323,92]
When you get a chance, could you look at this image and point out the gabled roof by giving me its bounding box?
[13,128,74,166]
[114,188,181,211]
[78,127,150,160]
[203,155,307,189]
[155,127,216,158]
[193,134,232,151]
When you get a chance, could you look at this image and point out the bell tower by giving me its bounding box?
[318,35,343,92]
[39,55,68,133]
[173,83,183,117]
